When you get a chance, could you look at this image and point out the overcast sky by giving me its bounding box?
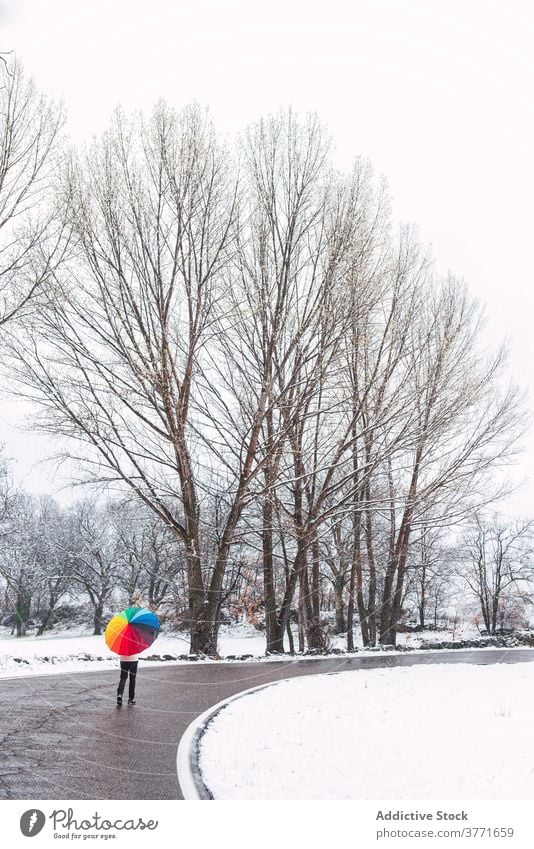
[1,0,533,512]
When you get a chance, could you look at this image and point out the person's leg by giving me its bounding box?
[128,662,138,702]
[117,662,128,702]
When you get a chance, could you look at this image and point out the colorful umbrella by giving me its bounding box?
[105,607,160,656]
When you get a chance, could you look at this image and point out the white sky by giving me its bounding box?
[1,0,533,512]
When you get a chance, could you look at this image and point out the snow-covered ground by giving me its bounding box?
[395,626,480,647]
[0,621,515,679]
[199,664,534,799]
[0,623,268,678]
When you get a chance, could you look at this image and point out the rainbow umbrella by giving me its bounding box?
[105,607,160,656]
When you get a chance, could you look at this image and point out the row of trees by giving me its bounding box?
[0,475,531,642]
[0,488,186,636]
[0,58,530,652]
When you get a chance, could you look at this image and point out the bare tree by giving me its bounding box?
[67,499,120,635]
[460,513,534,634]
[403,523,457,629]
[6,102,256,653]
[32,496,74,635]
[112,499,184,609]
[344,229,425,648]
[321,519,352,633]
[222,114,384,652]
[378,278,525,645]
[0,57,64,326]
[0,491,72,636]
[0,492,37,635]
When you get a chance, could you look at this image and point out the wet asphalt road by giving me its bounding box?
[1,649,533,800]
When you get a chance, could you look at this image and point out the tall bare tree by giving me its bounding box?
[8,102,242,652]
[344,228,426,648]
[0,57,64,326]
[377,278,525,644]
[227,115,391,652]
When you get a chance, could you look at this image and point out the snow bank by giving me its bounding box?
[199,663,534,799]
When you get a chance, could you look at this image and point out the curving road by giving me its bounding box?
[1,649,533,800]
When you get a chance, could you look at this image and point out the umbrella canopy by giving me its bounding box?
[105,607,161,656]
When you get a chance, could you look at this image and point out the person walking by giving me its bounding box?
[105,604,160,708]
[117,651,139,707]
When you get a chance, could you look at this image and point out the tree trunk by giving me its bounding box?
[380,548,403,646]
[286,619,295,654]
[385,517,413,647]
[305,537,325,649]
[15,592,31,637]
[311,535,321,622]
[186,537,211,654]
[297,581,306,653]
[365,496,377,646]
[37,605,56,636]
[346,571,355,651]
[347,512,369,650]
[272,548,297,633]
[380,458,419,645]
[355,517,371,646]
[93,600,104,636]
[263,486,284,652]
[418,559,427,629]
[334,574,346,633]
[190,618,219,655]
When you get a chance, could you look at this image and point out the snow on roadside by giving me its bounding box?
[0,625,267,678]
[199,664,534,799]
[0,622,525,679]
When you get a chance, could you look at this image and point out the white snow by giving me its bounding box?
[0,624,269,678]
[199,663,534,799]
[0,621,521,679]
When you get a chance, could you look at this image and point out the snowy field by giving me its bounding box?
[0,624,268,678]
[0,622,515,679]
[199,663,534,799]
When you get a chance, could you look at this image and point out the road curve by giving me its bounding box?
[1,649,533,800]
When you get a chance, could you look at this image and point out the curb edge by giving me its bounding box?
[176,678,286,800]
